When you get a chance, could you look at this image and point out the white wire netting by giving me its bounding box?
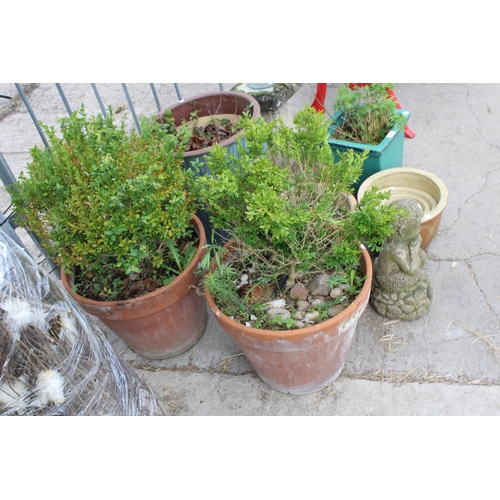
[0,229,162,416]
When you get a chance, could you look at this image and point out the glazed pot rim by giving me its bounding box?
[61,214,206,308]
[357,167,449,219]
[204,245,373,342]
[165,91,261,157]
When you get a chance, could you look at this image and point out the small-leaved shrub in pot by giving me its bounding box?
[195,106,406,331]
[8,105,198,302]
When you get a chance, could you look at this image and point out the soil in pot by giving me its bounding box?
[157,92,260,158]
[157,112,244,152]
[73,231,200,302]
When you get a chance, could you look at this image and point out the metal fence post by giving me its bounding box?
[14,84,49,149]
[91,83,107,117]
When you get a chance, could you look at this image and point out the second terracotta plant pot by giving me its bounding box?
[205,246,373,395]
[61,215,208,360]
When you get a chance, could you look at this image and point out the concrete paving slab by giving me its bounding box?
[139,370,500,416]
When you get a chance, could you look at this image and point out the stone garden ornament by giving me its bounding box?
[371,199,433,320]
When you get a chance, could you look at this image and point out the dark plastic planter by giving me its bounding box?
[166,92,261,243]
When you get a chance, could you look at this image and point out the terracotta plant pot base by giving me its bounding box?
[205,246,373,395]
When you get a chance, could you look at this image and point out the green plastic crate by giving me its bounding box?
[328,109,411,195]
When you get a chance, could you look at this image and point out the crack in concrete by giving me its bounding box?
[342,371,500,388]
[427,253,500,263]
[438,87,500,236]
[426,253,499,321]
[440,165,500,236]
[465,84,500,152]
[129,361,256,377]
[133,361,500,389]
[463,256,498,320]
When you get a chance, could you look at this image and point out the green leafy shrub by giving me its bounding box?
[333,83,407,145]
[8,105,197,301]
[195,106,405,328]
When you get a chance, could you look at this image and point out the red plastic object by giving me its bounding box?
[311,83,327,113]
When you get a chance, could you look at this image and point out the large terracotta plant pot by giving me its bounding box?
[165,91,261,243]
[61,215,208,360]
[204,246,373,395]
[357,167,449,250]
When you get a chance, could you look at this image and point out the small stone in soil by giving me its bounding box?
[307,274,331,296]
[296,300,310,312]
[264,298,287,310]
[328,304,346,317]
[267,307,291,321]
[330,287,343,299]
[290,283,309,300]
[305,311,320,321]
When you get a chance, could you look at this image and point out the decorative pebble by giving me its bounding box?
[237,274,249,289]
[311,298,324,307]
[330,287,343,299]
[305,311,320,321]
[295,321,305,329]
[290,283,309,300]
[307,274,331,296]
[265,298,287,309]
[267,307,291,321]
[293,311,305,320]
[327,304,346,317]
[296,300,310,312]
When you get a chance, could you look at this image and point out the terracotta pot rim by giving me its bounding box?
[61,214,206,308]
[204,245,373,342]
[165,91,261,157]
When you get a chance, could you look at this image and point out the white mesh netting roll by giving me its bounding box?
[0,229,162,416]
